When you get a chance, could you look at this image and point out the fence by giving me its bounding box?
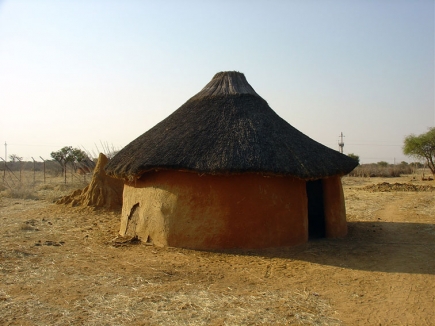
[0,158,93,191]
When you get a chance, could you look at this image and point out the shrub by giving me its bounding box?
[348,163,413,177]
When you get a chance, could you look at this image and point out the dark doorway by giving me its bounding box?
[306,179,326,238]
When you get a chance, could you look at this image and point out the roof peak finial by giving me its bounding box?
[194,71,259,98]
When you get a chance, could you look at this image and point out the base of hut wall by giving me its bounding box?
[120,171,310,250]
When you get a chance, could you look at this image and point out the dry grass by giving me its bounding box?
[0,183,40,200]
[0,170,88,202]
[0,285,339,325]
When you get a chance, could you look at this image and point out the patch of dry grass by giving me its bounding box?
[0,263,340,325]
[0,171,85,202]
[0,183,39,200]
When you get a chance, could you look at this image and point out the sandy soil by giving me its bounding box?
[0,176,434,325]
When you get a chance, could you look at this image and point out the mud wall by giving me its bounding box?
[322,175,347,238]
[121,171,309,250]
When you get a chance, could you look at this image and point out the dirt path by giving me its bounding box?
[326,195,435,325]
[1,178,434,325]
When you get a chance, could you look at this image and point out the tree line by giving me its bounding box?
[346,127,434,176]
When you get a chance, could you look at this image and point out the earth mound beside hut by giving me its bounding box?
[57,153,123,209]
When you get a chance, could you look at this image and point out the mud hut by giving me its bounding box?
[106,71,358,249]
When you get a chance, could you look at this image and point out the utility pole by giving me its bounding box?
[338,132,345,154]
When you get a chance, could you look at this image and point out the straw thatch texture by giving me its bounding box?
[106,72,358,180]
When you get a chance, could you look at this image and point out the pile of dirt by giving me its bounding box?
[56,153,124,209]
[363,182,435,192]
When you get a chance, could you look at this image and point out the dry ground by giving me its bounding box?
[0,175,434,325]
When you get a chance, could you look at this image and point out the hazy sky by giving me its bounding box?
[0,0,434,164]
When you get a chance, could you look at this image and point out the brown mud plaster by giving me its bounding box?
[323,175,347,238]
[120,170,309,250]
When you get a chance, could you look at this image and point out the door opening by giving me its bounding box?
[306,179,326,239]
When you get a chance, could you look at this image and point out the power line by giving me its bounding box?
[346,143,401,147]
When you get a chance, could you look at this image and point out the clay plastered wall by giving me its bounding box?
[322,175,347,238]
[121,184,176,246]
[121,171,308,250]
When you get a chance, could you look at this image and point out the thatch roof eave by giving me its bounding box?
[107,166,353,184]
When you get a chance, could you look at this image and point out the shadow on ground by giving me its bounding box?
[223,221,435,275]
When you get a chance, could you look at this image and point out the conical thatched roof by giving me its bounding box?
[106,71,358,180]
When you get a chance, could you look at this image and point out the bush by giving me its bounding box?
[377,161,389,168]
[348,163,413,177]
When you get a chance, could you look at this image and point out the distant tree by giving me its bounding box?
[9,154,22,162]
[403,127,435,176]
[400,161,408,166]
[411,162,424,169]
[347,153,360,165]
[377,161,389,167]
[50,146,89,180]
